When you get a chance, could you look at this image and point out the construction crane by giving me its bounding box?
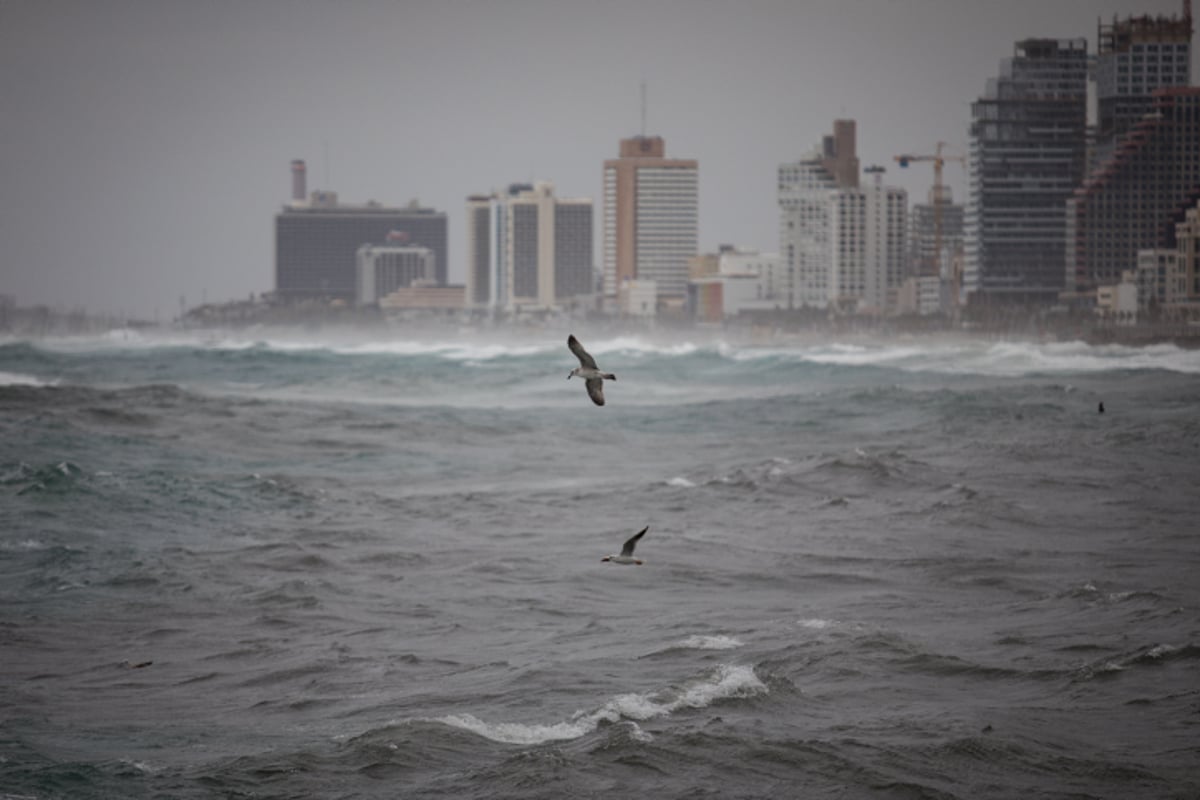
[895,142,966,307]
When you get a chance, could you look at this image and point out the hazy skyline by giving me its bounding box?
[3,0,1196,318]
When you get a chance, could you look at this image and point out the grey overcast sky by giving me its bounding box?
[2,0,1196,318]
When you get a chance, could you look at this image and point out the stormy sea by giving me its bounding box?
[1,327,1198,799]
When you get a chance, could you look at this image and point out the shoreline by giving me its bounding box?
[4,302,1200,350]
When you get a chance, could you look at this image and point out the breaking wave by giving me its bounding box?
[433,664,766,745]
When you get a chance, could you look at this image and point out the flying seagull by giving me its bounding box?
[602,526,648,565]
[567,334,616,406]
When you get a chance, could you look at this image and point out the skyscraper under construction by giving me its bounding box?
[1067,4,1197,297]
[966,38,1090,306]
[1093,4,1193,165]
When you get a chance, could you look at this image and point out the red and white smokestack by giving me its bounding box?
[291,159,307,202]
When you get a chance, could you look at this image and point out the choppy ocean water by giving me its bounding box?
[1,327,1198,799]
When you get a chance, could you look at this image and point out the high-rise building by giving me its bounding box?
[1067,88,1200,293]
[909,186,964,280]
[819,119,860,191]
[1067,7,1195,298]
[966,38,1089,305]
[355,240,436,306]
[465,182,593,311]
[830,167,908,313]
[465,194,499,308]
[778,120,862,310]
[1093,5,1193,165]
[602,136,698,310]
[274,165,447,303]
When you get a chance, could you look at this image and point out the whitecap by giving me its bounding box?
[437,713,595,745]
[756,338,1200,377]
[666,476,696,488]
[798,618,834,630]
[626,721,654,743]
[1143,643,1178,660]
[118,758,157,775]
[433,664,766,745]
[0,371,50,387]
[672,665,764,710]
[677,635,744,650]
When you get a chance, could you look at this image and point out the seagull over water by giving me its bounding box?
[602,526,648,565]
[567,334,616,406]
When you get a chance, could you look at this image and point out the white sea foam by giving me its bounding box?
[626,721,654,743]
[580,336,699,359]
[771,338,1200,376]
[435,664,766,745]
[798,618,835,630]
[1143,643,1178,660]
[13,328,1200,377]
[678,635,744,650]
[666,476,697,488]
[0,371,50,387]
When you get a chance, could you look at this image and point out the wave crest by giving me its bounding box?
[677,635,745,651]
[433,664,766,745]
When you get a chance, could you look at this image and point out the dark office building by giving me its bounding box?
[966,38,1090,305]
[1068,88,1200,292]
[555,202,593,300]
[274,184,447,303]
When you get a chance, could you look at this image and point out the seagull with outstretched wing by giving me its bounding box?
[567,334,616,406]
[601,526,648,565]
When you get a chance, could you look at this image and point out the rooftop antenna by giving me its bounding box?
[323,139,330,189]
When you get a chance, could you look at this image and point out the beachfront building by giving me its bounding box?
[465,182,593,313]
[603,136,698,314]
[1092,5,1193,166]
[966,38,1089,306]
[275,162,447,304]
[778,120,860,310]
[829,167,907,314]
[1131,197,1200,318]
[1134,250,1186,310]
[686,246,783,321]
[355,238,436,306]
[1066,88,1200,295]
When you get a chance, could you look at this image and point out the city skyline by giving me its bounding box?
[3,0,1197,318]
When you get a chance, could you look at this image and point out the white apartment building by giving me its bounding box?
[465,182,593,312]
[356,243,436,306]
[1135,250,1189,310]
[778,120,862,310]
[780,141,906,313]
[778,155,837,309]
[831,173,908,313]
